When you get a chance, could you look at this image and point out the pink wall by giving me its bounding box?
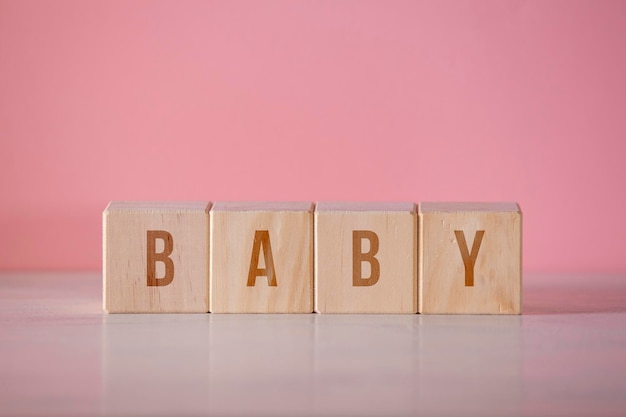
[1,0,625,272]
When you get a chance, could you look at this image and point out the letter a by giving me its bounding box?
[247,230,277,287]
[147,230,175,287]
[454,230,485,287]
[353,230,380,286]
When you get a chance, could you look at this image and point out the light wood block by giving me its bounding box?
[418,202,522,314]
[209,202,313,313]
[315,202,417,314]
[103,201,211,313]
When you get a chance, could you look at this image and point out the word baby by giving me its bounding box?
[103,201,521,314]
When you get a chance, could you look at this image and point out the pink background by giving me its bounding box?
[1,1,625,272]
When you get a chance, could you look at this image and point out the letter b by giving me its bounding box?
[147,230,175,287]
[352,230,380,286]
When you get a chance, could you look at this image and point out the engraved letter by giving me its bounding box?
[247,230,277,287]
[147,230,174,287]
[352,230,380,286]
[454,230,485,287]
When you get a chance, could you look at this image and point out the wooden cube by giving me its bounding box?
[209,202,313,313]
[315,202,417,314]
[418,202,522,314]
[103,201,210,313]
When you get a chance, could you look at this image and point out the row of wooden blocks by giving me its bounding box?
[103,201,522,314]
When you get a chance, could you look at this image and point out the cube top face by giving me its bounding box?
[211,201,313,212]
[419,202,522,315]
[106,201,211,212]
[315,203,417,314]
[103,201,211,313]
[210,203,313,313]
[316,201,415,212]
[419,202,520,214]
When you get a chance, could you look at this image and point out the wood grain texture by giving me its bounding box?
[315,202,417,314]
[419,202,522,314]
[209,202,313,313]
[103,201,210,313]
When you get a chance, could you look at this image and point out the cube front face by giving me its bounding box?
[315,203,417,314]
[103,202,210,313]
[419,202,522,314]
[209,202,314,313]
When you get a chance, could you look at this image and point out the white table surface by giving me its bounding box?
[1,271,625,417]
